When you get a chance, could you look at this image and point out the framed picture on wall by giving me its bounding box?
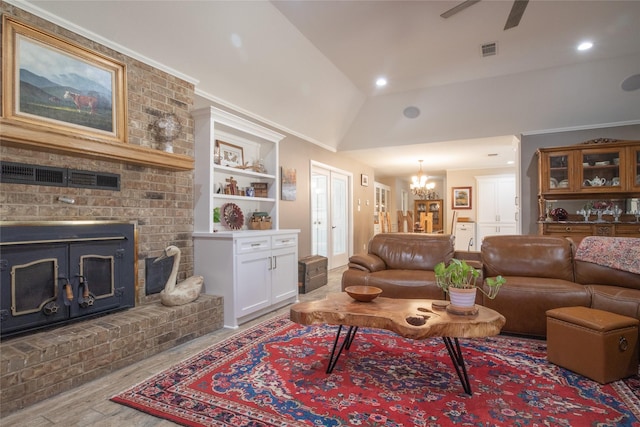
[452,187,472,209]
[361,174,369,187]
[2,16,127,144]
[281,167,297,201]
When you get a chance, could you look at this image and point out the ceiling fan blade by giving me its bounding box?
[440,0,481,19]
[504,0,529,30]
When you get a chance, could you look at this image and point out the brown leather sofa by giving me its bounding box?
[342,233,454,299]
[342,233,640,338]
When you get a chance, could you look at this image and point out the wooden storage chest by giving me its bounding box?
[298,255,328,294]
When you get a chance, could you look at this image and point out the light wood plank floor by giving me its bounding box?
[1,267,345,427]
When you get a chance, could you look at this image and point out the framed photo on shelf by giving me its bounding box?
[216,140,244,168]
[361,174,369,187]
[452,187,472,209]
[1,16,127,143]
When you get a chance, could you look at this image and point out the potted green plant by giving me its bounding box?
[434,259,505,308]
[213,207,221,232]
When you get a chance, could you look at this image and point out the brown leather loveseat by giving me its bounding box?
[342,233,640,338]
[342,233,454,299]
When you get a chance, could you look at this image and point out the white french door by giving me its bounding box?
[311,162,352,269]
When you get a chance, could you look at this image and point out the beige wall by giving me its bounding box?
[278,135,375,259]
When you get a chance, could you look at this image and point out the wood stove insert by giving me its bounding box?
[0,221,135,337]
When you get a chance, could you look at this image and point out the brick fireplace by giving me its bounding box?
[0,3,224,416]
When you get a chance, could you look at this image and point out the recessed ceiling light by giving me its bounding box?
[577,41,593,51]
[376,77,387,87]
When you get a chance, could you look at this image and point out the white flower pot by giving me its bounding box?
[448,287,477,308]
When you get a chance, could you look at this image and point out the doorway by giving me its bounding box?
[311,162,352,269]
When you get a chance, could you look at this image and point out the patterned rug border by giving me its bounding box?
[112,313,640,426]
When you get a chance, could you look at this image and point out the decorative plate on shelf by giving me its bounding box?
[221,203,244,230]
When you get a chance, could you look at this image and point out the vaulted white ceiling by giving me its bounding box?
[15,0,640,178]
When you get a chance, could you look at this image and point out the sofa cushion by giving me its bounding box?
[588,285,640,320]
[365,269,445,299]
[481,276,591,337]
[575,260,640,290]
[341,269,446,299]
[368,233,455,270]
[481,235,574,282]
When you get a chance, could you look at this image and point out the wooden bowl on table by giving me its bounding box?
[345,286,383,302]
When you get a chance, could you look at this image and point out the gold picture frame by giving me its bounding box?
[1,16,127,144]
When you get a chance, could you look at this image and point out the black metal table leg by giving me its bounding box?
[443,337,472,395]
[326,325,358,373]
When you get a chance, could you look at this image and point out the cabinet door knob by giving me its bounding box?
[565,227,571,232]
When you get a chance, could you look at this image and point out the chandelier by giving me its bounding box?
[410,160,438,200]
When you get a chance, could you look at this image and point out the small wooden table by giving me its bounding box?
[290,292,506,395]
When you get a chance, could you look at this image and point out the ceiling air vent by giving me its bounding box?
[481,42,498,57]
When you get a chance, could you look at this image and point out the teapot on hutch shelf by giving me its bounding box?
[584,176,606,187]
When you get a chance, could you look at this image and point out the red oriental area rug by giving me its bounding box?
[112,314,640,426]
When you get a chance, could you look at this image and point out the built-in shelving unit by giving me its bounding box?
[191,106,300,328]
[192,106,284,233]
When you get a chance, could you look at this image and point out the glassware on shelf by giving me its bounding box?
[577,209,591,222]
[612,205,622,222]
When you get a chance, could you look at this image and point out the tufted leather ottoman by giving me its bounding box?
[546,306,639,384]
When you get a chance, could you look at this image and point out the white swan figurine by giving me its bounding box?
[154,245,204,306]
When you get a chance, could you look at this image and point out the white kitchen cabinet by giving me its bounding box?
[194,230,299,328]
[476,174,518,243]
[454,222,476,252]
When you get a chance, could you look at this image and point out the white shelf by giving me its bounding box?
[215,194,276,203]
[214,164,276,180]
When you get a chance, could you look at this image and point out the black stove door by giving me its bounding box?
[0,243,70,336]
[69,238,134,319]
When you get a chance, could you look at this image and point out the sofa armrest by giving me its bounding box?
[348,253,386,273]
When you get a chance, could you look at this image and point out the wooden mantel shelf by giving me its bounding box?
[0,119,194,171]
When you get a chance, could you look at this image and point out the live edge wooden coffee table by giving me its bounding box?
[290,292,506,395]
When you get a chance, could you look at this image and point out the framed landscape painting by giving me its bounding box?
[452,187,472,209]
[1,16,127,143]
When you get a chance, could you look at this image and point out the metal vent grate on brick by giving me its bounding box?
[1,162,66,186]
[481,42,498,57]
[1,161,120,191]
[68,170,120,191]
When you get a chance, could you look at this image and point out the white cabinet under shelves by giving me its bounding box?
[192,107,285,233]
[194,230,299,328]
